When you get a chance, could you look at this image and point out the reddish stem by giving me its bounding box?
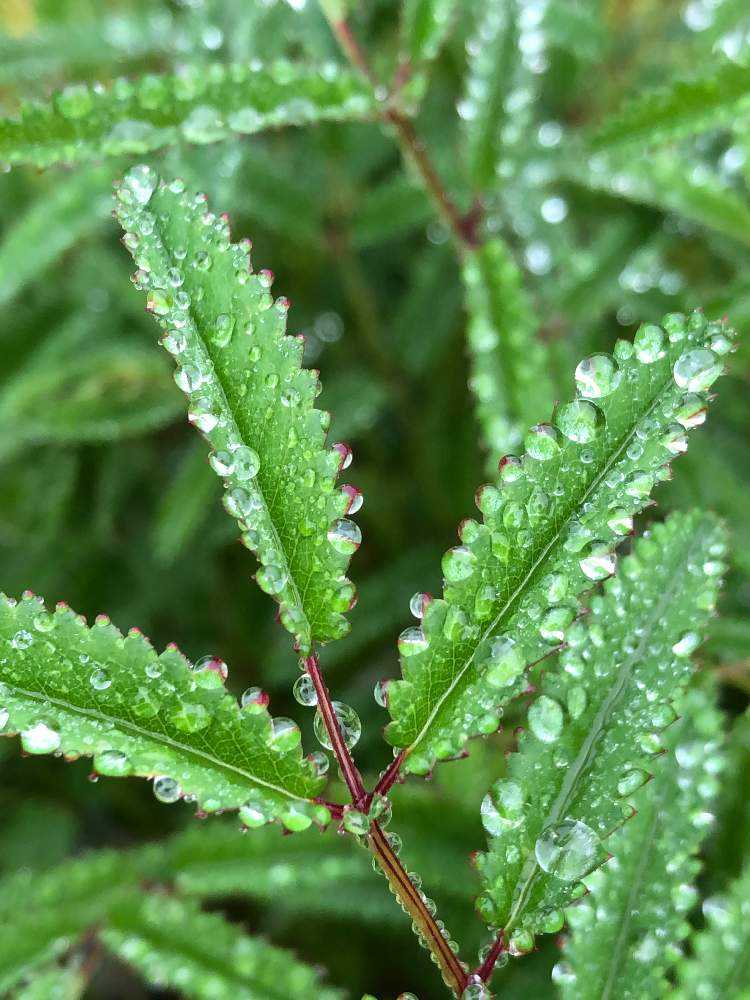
[372,750,406,799]
[475,931,506,983]
[304,654,367,806]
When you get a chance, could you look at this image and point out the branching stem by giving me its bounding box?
[475,931,506,983]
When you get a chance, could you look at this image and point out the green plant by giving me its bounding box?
[0,1,749,998]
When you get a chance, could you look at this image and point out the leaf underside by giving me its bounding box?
[475,511,726,938]
[0,61,374,168]
[385,310,735,774]
[559,685,725,999]
[115,166,360,653]
[0,594,325,822]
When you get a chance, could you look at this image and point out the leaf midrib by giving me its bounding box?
[3,679,306,803]
[406,369,673,756]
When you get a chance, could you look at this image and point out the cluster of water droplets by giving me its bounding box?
[474,510,726,945]
[388,311,734,776]
[115,164,361,648]
[7,59,373,168]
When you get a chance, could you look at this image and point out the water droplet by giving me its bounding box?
[634,324,664,363]
[442,545,477,583]
[314,701,361,751]
[212,313,235,347]
[409,592,432,619]
[373,679,390,708]
[551,961,576,986]
[292,674,318,706]
[539,605,575,643]
[11,629,34,650]
[170,701,210,733]
[673,349,722,392]
[481,779,525,834]
[95,749,132,776]
[575,354,621,398]
[398,627,429,657]
[579,541,616,581]
[485,635,525,688]
[327,518,361,555]
[239,793,272,828]
[193,655,228,684]
[241,686,269,710]
[617,768,650,796]
[269,717,301,752]
[535,818,604,880]
[257,564,288,595]
[528,695,563,743]
[280,802,314,832]
[153,775,182,803]
[461,980,491,1000]
[121,164,158,205]
[525,423,561,461]
[89,667,112,691]
[308,750,329,777]
[21,721,61,755]
[181,104,225,144]
[557,400,603,443]
[674,394,707,429]
[231,445,260,481]
[672,631,700,657]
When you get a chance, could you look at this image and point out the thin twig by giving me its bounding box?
[475,930,506,983]
[372,749,406,798]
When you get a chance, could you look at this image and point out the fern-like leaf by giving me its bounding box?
[115,166,360,651]
[100,893,342,1000]
[474,511,726,941]
[385,311,735,774]
[0,63,373,168]
[461,0,520,190]
[590,60,750,150]
[556,685,725,998]
[0,593,326,822]
[463,238,554,467]
[674,862,750,999]
[400,0,459,66]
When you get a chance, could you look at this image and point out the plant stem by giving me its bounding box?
[304,653,468,996]
[304,653,367,806]
[372,749,406,798]
[475,931,506,983]
[321,10,480,251]
[368,821,469,997]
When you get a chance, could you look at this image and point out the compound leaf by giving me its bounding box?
[100,893,342,1000]
[0,593,326,822]
[590,60,750,150]
[557,684,725,998]
[675,862,750,999]
[385,311,735,774]
[475,512,727,940]
[463,238,554,468]
[0,62,374,168]
[115,166,360,652]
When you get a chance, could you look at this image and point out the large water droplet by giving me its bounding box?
[89,667,112,691]
[239,793,272,828]
[292,674,318,706]
[525,423,561,461]
[575,354,621,398]
[153,775,182,803]
[269,717,301,752]
[480,779,525,834]
[232,446,260,481]
[557,400,603,444]
[485,635,525,688]
[398,626,429,657]
[95,749,132,776]
[535,818,604,881]
[21,721,61,754]
[579,541,617,581]
[409,592,432,619]
[313,701,361,751]
[673,349,722,392]
[528,695,564,743]
[11,629,33,650]
[327,518,361,555]
[672,631,700,657]
[442,545,477,583]
[121,164,158,205]
[634,324,664,363]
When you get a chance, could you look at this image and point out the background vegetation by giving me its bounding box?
[0,0,748,997]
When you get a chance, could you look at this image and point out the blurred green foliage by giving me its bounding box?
[0,0,749,997]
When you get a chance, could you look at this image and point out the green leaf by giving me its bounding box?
[0,62,374,168]
[100,893,343,1000]
[570,147,750,248]
[461,0,521,190]
[475,511,727,939]
[0,321,181,462]
[0,166,110,305]
[675,861,750,999]
[401,0,459,66]
[0,593,325,821]
[558,685,725,998]
[115,166,360,652]
[384,310,735,774]
[589,60,750,150]
[13,962,85,1000]
[463,238,554,468]
[0,850,141,992]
